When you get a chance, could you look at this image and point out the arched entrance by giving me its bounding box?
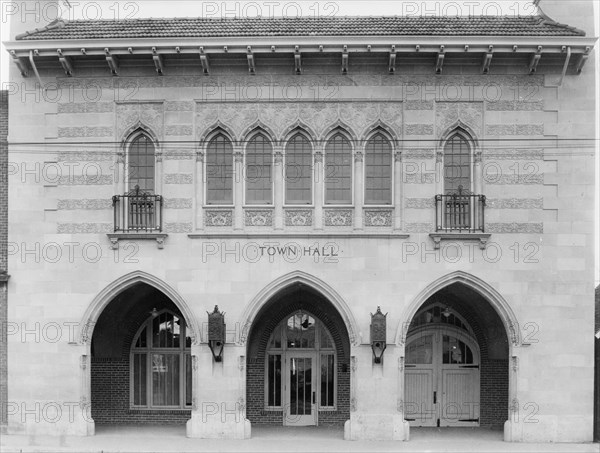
[405,304,481,427]
[79,272,200,431]
[400,272,517,431]
[244,277,353,427]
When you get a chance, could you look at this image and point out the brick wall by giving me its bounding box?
[0,90,8,434]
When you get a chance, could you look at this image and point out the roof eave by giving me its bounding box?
[4,34,598,56]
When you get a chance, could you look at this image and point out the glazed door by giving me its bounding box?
[285,353,317,426]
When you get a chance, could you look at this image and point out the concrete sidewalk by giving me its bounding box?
[1,426,598,453]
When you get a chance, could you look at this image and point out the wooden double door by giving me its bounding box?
[404,329,480,427]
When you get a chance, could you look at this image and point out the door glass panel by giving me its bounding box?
[152,313,181,348]
[152,354,180,406]
[267,354,282,407]
[320,354,334,407]
[290,357,312,415]
[406,335,433,364]
[185,353,192,406]
[286,314,315,348]
[443,336,473,364]
[133,353,147,406]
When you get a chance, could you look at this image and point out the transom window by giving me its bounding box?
[245,134,273,205]
[131,310,192,409]
[206,133,234,205]
[265,312,336,409]
[408,303,473,335]
[128,134,155,193]
[325,133,352,204]
[444,133,472,194]
[285,133,313,205]
[365,133,392,205]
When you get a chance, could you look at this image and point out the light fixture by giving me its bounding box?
[149,307,159,318]
[370,306,387,364]
[207,305,225,362]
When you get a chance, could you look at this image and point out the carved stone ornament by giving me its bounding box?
[285,209,313,227]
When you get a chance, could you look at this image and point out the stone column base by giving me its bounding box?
[344,414,409,441]
[186,413,251,439]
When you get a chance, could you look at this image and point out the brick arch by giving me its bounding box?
[240,271,361,347]
[396,271,520,347]
[80,270,200,346]
[245,282,352,426]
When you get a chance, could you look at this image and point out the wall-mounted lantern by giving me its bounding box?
[207,305,225,362]
[370,306,387,364]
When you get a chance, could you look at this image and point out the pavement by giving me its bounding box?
[1,425,598,453]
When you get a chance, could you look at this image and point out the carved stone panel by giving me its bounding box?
[116,102,164,140]
[436,102,483,140]
[364,209,393,227]
[244,210,273,227]
[285,209,313,227]
[205,210,233,227]
[324,209,353,227]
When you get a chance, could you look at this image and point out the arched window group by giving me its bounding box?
[202,128,396,206]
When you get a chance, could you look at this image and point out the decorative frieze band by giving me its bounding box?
[245,210,273,227]
[403,149,435,160]
[486,101,544,111]
[403,222,434,233]
[483,149,543,160]
[58,175,113,185]
[205,210,233,227]
[404,173,435,184]
[485,174,543,185]
[486,223,543,234]
[165,223,193,233]
[405,198,435,209]
[164,198,193,209]
[405,124,434,135]
[164,174,193,184]
[404,101,434,111]
[57,199,112,210]
[57,152,114,162]
[285,209,313,227]
[58,102,114,114]
[165,101,195,111]
[324,209,353,227]
[57,223,113,234]
[486,198,543,209]
[165,125,193,136]
[486,124,544,136]
[58,127,113,138]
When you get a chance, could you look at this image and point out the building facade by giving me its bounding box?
[3,0,597,443]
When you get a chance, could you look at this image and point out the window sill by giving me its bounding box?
[107,233,168,250]
[429,232,491,250]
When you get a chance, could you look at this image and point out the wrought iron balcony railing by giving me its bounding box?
[112,186,163,233]
[435,187,485,233]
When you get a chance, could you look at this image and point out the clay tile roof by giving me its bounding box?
[16,15,585,40]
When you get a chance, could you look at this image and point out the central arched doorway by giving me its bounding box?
[245,282,351,427]
[405,304,481,427]
[403,278,511,430]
